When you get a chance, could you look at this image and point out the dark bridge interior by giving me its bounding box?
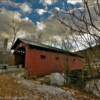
[14,47,25,68]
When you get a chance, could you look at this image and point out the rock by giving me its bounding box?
[49,73,65,86]
[17,72,25,78]
[85,79,100,97]
[21,80,76,100]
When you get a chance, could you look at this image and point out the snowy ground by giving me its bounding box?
[86,79,100,97]
[0,74,99,100]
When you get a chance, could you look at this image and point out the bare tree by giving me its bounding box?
[7,16,20,46]
[53,0,100,89]
[56,0,100,45]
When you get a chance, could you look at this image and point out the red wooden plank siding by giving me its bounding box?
[25,48,66,76]
[25,48,84,76]
[67,56,84,70]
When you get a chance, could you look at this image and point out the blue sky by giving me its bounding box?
[0,0,81,24]
[0,0,98,51]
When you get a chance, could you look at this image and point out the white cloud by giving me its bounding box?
[0,0,9,3]
[19,3,32,13]
[0,0,21,8]
[40,0,57,5]
[36,9,47,15]
[0,8,36,39]
[52,35,62,42]
[17,30,30,38]
[0,8,22,26]
[13,12,22,21]
[54,7,60,11]
[67,0,82,4]
[36,22,46,31]
[23,17,29,21]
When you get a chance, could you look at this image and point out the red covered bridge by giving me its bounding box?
[11,38,84,76]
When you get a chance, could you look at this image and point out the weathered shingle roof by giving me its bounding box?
[11,38,84,58]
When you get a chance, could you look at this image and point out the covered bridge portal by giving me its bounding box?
[14,47,25,68]
[11,38,84,76]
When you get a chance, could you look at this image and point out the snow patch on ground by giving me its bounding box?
[21,79,76,100]
[85,79,100,97]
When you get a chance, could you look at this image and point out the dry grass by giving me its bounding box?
[0,74,31,100]
[0,74,99,100]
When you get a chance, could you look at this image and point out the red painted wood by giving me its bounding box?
[67,56,84,70]
[25,48,84,76]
